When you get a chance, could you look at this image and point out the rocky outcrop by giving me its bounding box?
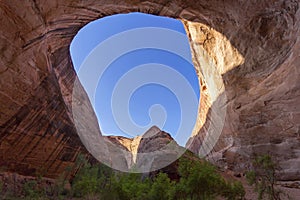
[106,126,191,180]
[0,0,299,180]
[106,126,184,172]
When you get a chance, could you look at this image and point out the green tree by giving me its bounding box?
[115,173,150,200]
[220,180,245,200]
[23,180,40,200]
[149,173,175,200]
[177,158,222,199]
[72,164,99,197]
[246,154,285,200]
[0,179,2,193]
[71,155,114,198]
[176,158,245,200]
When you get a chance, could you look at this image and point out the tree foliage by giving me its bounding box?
[0,154,245,200]
[246,154,287,200]
[175,158,245,200]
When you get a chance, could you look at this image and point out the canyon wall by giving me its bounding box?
[0,0,299,180]
[183,2,300,180]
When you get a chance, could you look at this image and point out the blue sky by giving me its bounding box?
[70,13,199,146]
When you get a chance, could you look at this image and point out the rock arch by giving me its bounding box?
[0,0,299,180]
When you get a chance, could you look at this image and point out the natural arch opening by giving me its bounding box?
[70,12,245,173]
[70,12,200,147]
[70,13,205,172]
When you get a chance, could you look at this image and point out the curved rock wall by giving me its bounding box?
[0,0,299,180]
[183,1,300,180]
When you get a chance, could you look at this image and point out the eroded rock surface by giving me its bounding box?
[0,0,299,180]
[105,126,184,172]
[183,1,300,181]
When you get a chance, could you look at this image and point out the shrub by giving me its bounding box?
[149,173,175,200]
[176,158,245,200]
[0,179,3,193]
[23,180,40,199]
[114,172,153,200]
[177,159,220,199]
[2,153,245,200]
[221,180,245,200]
[246,154,286,200]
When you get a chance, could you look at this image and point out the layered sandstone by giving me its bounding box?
[0,0,299,180]
[183,2,300,180]
[106,126,184,172]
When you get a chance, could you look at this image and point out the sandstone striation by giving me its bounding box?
[183,2,300,180]
[0,0,299,180]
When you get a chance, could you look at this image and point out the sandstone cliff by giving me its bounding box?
[0,0,299,180]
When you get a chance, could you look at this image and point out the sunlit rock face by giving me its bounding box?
[0,0,299,180]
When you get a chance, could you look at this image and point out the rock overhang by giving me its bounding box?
[0,0,299,180]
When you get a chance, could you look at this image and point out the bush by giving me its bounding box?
[0,153,245,200]
[176,158,245,200]
[69,156,245,200]
[246,154,286,200]
[0,179,3,193]
[72,165,99,197]
[113,173,150,200]
[177,158,219,199]
[221,180,245,200]
[71,158,115,198]
[23,180,40,199]
[149,173,175,200]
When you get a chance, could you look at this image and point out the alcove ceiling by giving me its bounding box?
[0,0,299,180]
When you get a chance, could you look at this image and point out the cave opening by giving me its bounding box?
[70,12,200,147]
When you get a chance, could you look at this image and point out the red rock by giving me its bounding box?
[0,0,299,181]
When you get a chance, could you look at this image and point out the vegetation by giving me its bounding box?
[0,180,2,195]
[246,154,288,200]
[0,155,245,200]
[175,158,245,200]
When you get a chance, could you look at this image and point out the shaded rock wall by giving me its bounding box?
[0,0,299,180]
